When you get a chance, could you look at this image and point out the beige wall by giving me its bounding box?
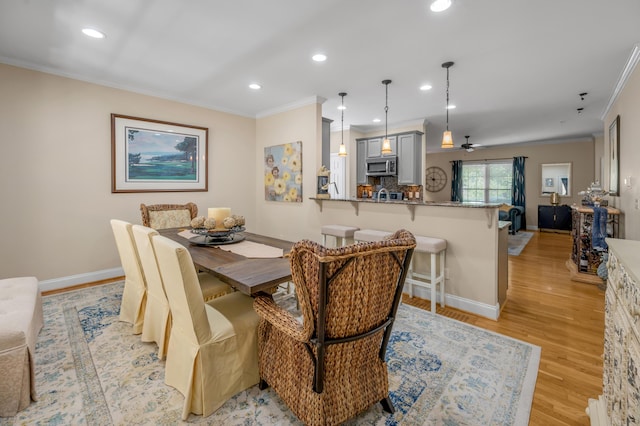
[0,64,256,283]
[422,139,596,229]
[604,60,640,240]
[254,103,324,243]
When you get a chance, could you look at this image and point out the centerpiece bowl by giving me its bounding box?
[189,226,246,246]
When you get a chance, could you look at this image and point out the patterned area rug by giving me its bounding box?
[4,282,540,425]
[508,231,534,256]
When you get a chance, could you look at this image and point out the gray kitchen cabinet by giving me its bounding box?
[356,138,367,184]
[365,136,396,158]
[397,132,423,185]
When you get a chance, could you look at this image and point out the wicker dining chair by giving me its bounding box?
[140,202,198,229]
[253,229,416,426]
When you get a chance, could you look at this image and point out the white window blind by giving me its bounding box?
[462,160,512,203]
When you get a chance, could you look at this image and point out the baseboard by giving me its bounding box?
[38,267,124,292]
[403,285,500,320]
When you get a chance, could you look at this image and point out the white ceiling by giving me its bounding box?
[1,0,639,152]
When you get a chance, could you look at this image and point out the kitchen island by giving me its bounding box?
[310,197,508,320]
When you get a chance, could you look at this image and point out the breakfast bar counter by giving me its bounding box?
[311,197,500,221]
[310,197,507,320]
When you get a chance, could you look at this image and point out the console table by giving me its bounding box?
[566,205,620,284]
[586,238,640,425]
[538,204,571,232]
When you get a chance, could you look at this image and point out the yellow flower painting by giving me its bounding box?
[264,141,302,202]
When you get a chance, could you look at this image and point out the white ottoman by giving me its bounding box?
[405,236,447,313]
[0,277,43,417]
[321,225,360,247]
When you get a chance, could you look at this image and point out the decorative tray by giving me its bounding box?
[189,226,246,246]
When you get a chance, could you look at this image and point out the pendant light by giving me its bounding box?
[441,61,454,149]
[338,92,347,157]
[381,79,392,154]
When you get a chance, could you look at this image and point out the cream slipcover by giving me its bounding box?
[110,219,146,334]
[152,235,260,420]
[132,225,233,359]
[0,277,43,417]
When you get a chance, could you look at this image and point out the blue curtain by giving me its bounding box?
[512,156,526,228]
[451,160,463,202]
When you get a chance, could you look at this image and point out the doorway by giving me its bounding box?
[329,153,346,198]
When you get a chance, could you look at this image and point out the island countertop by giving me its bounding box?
[309,197,501,209]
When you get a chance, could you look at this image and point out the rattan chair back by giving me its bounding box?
[140,202,198,229]
[255,229,416,425]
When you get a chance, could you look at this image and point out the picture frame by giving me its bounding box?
[609,115,620,196]
[111,114,208,193]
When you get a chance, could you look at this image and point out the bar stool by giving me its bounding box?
[405,236,447,313]
[353,229,392,243]
[321,225,360,247]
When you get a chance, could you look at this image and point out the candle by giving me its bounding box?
[208,207,231,229]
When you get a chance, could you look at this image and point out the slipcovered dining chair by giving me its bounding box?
[152,235,260,420]
[110,219,146,334]
[140,202,198,229]
[253,229,416,426]
[132,225,234,359]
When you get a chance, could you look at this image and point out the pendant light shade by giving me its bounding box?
[338,92,347,157]
[442,130,454,149]
[441,61,455,149]
[381,79,392,154]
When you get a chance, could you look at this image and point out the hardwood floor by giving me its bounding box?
[403,230,605,425]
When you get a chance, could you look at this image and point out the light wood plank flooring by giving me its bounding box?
[403,230,604,425]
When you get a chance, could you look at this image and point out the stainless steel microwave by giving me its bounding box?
[366,156,397,176]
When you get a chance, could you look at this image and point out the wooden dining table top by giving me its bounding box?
[158,228,294,296]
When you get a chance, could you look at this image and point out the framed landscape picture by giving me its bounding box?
[111,114,208,193]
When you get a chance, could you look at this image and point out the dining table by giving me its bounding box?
[158,228,294,296]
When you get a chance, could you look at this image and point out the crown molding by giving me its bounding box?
[601,43,640,119]
[255,96,326,119]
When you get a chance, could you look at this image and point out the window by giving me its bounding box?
[462,160,512,203]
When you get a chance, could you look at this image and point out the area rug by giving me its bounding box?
[508,231,534,256]
[4,282,540,425]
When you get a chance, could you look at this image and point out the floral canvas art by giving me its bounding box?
[264,141,302,202]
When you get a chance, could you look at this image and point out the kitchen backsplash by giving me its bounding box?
[357,176,423,200]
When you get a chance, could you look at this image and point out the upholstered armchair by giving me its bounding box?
[253,229,416,426]
[498,204,525,235]
[140,202,198,229]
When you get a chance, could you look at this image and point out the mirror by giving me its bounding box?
[541,163,571,196]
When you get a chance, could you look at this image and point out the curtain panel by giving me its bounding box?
[512,156,526,228]
[451,160,463,202]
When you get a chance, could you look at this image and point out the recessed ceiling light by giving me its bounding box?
[249,83,262,90]
[312,53,327,62]
[420,84,433,91]
[373,118,381,123]
[430,0,452,12]
[447,105,456,109]
[82,28,106,39]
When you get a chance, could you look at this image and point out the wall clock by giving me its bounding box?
[425,166,447,192]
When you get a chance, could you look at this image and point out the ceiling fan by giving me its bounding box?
[461,135,482,152]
